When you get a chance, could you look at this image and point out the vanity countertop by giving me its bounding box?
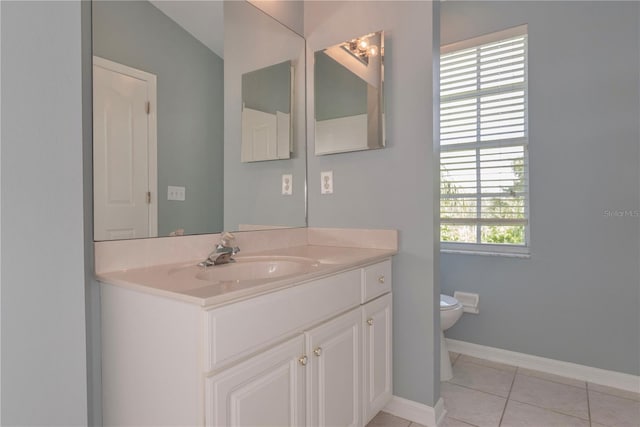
[96,245,396,308]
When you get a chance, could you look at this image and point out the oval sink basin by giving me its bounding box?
[169,256,322,284]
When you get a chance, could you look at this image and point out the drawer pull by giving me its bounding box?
[313,347,322,357]
[298,355,308,366]
[378,275,385,284]
[367,318,374,326]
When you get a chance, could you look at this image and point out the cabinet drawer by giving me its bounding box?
[205,269,361,372]
[362,260,392,303]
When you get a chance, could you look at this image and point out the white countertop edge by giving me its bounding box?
[96,248,396,309]
[95,227,398,274]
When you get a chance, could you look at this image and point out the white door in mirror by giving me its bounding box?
[241,109,291,162]
[93,57,158,240]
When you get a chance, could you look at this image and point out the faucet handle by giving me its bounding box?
[220,232,235,247]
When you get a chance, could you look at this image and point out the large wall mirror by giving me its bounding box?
[314,31,385,155]
[92,0,306,241]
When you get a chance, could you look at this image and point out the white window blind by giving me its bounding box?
[440,26,529,253]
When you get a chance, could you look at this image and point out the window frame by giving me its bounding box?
[439,25,530,256]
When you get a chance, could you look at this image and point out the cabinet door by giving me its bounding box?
[205,335,306,427]
[306,308,361,427]
[363,293,393,424]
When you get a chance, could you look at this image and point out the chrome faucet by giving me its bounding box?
[199,232,240,267]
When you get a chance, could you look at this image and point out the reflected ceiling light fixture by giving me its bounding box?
[341,33,381,64]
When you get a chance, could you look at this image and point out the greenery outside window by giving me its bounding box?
[440,25,530,255]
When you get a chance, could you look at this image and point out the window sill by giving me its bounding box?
[440,248,531,259]
[440,241,531,258]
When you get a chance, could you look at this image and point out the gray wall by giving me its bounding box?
[248,0,304,36]
[1,1,88,424]
[441,1,640,376]
[305,1,440,406]
[242,60,291,114]
[93,0,224,237]
[314,51,367,121]
[224,1,307,230]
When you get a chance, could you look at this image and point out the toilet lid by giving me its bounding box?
[440,294,460,311]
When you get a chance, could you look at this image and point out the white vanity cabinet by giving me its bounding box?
[205,335,307,426]
[207,307,363,427]
[306,307,361,427]
[100,258,393,427]
[362,293,393,424]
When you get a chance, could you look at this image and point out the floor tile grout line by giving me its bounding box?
[516,369,587,391]
[370,411,413,427]
[443,383,592,426]
[457,354,632,394]
[442,380,509,426]
[451,352,460,367]
[443,355,639,427]
[498,365,519,426]
[447,415,481,427]
[587,385,640,403]
[510,369,591,422]
[457,359,517,375]
[507,397,591,422]
[457,354,638,399]
[457,356,517,374]
[444,380,511,400]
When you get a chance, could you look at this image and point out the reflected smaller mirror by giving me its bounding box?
[314,31,385,155]
[241,60,292,162]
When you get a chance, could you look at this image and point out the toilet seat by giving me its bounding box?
[440,294,461,311]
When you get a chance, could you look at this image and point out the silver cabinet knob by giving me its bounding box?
[367,318,374,326]
[298,355,308,366]
[314,347,322,357]
[378,275,385,284]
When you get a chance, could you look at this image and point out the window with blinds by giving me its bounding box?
[440,26,529,253]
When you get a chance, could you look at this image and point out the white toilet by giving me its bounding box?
[440,294,464,381]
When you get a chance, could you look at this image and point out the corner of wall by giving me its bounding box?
[81,1,103,425]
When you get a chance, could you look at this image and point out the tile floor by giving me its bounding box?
[367,352,640,427]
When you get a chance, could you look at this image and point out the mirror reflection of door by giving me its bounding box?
[93,57,158,240]
[241,108,290,161]
[240,60,293,162]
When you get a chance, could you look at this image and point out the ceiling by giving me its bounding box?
[149,0,224,58]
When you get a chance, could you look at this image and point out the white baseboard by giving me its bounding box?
[447,338,640,393]
[383,396,446,427]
